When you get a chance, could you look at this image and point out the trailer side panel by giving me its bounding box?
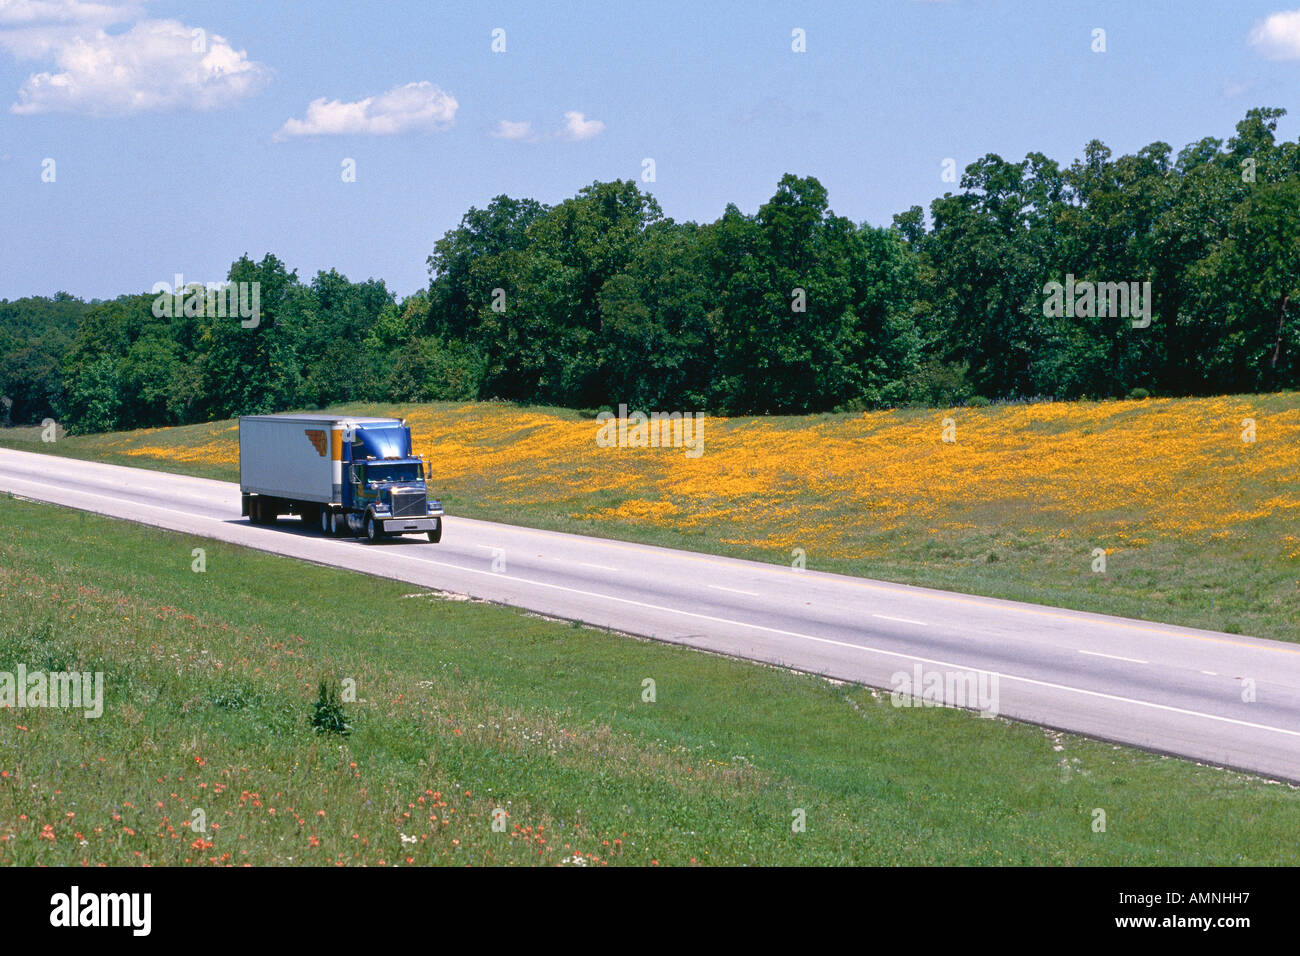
[239,416,337,504]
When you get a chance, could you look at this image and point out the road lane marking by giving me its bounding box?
[873,614,928,626]
[390,548,1300,742]
[4,448,1300,661]
[1079,650,1149,664]
[708,584,760,596]
[445,490,1300,655]
[7,465,1300,752]
[578,561,619,572]
[5,459,1299,681]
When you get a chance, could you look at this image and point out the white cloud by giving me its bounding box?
[492,118,533,140]
[0,0,139,58]
[1249,9,1300,60]
[275,81,457,140]
[0,0,139,28]
[559,110,604,140]
[2,5,269,115]
[491,111,605,143]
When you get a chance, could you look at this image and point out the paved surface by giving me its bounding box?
[2,447,1299,782]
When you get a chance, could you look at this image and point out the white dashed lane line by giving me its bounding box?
[1079,650,1149,664]
[708,584,760,596]
[873,613,929,626]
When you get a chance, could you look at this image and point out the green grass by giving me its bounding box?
[1,493,1297,866]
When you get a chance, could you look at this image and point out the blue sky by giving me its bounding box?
[1,0,1298,301]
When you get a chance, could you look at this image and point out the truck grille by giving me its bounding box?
[390,489,426,518]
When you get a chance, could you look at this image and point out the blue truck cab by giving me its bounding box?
[339,419,444,542]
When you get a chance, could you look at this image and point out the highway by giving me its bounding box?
[2,446,1299,783]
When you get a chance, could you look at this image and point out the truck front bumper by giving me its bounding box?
[382,516,439,534]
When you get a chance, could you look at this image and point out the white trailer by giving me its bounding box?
[238,413,348,506]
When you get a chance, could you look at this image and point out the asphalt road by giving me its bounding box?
[3,446,1299,782]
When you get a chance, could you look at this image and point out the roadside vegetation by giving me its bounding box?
[1,495,1297,866]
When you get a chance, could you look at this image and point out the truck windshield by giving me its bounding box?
[365,463,422,484]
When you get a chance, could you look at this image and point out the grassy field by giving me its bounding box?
[4,393,1298,642]
[1,494,1298,866]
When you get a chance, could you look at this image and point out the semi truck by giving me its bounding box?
[239,413,443,543]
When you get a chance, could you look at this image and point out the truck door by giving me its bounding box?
[350,462,364,510]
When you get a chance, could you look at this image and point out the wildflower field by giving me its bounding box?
[6,393,1298,641]
[1,496,1298,866]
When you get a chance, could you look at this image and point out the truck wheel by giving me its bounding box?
[426,523,441,543]
[321,509,332,535]
[365,514,383,543]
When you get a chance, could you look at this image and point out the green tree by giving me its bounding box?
[196,254,301,418]
[597,220,714,409]
[291,269,394,407]
[1188,178,1300,390]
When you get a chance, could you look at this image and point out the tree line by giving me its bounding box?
[2,107,1297,433]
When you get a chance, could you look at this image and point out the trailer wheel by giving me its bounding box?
[365,513,383,544]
